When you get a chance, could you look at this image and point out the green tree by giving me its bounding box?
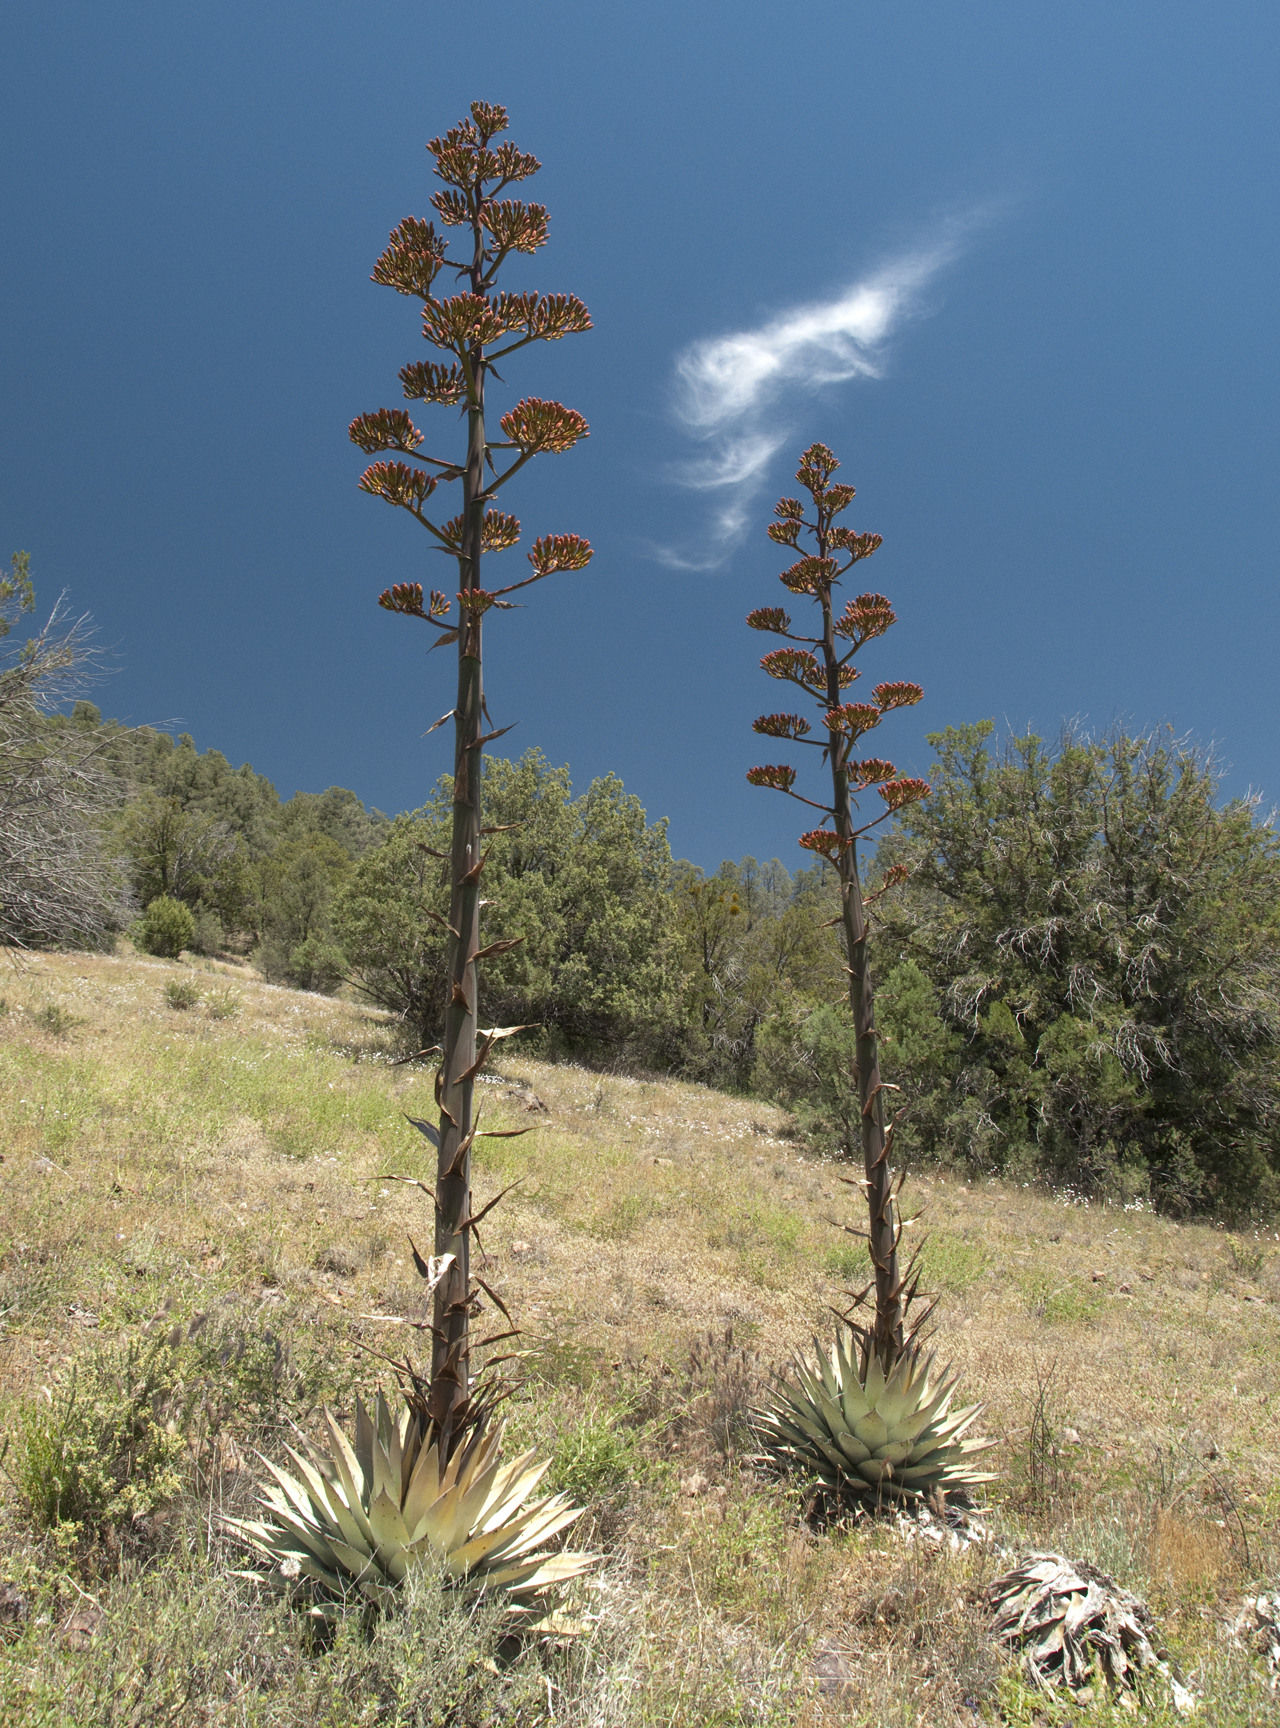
[673,856,840,1088]
[330,813,450,1040]
[272,785,388,858]
[350,102,593,1437]
[116,793,250,940]
[253,831,352,992]
[879,721,1280,1215]
[135,893,196,959]
[753,958,963,1161]
[332,751,676,1058]
[93,729,280,857]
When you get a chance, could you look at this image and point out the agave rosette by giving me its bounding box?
[756,1327,995,1506]
[226,1389,594,1618]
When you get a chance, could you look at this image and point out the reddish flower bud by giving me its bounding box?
[371,217,446,301]
[378,582,427,617]
[878,777,931,811]
[468,101,510,141]
[746,764,797,793]
[431,189,472,227]
[795,443,840,496]
[874,681,925,712]
[349,409,423,455]
[481,199,550,254]
[421,292,507,350]
[527,533,593,575]
[848,758,898,786]
[823,703,882,739]
[829,529,884,561]
[358,462,437,512]
[834,592,895,645]
[491,139,541,182]
[528,294,593,340]
[753,713,811,739]
[438,512,522,553]
[780,556,839,596]
[457,588,498,614]
[499,399,589,455]
[761,648,823,688]
[746,606,791,633]
[399,361,468,405]
[798,829,849,861]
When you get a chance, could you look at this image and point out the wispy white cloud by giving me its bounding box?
[656,213,986,569]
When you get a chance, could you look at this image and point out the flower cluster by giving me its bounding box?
[746,444,929,843]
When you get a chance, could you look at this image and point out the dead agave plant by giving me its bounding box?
[988,1552,1193,1710]
[746,444,994,1508]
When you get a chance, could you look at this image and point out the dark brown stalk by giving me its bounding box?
[746,444,931,1373]
[430,174,490,1434]
[817,563,902,1369]
[350,102,593,1448]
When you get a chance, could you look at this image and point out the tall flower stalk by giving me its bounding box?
[747,444,931,1370]
[351,102,592,1447]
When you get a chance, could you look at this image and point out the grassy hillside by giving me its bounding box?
[1,950,1277,1724]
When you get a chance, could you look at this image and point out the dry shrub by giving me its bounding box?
[800,1536,1001,1726]
[673,1324,762,1464]
[1148,1506,1233,1599]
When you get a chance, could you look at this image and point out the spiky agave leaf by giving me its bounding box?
[754,1326,995,1508]
[225,1389,595,1620]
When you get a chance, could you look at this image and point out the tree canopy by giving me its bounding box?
[871,722,1280,1217]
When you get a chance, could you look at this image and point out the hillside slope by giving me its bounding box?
[1,950,1277,1723]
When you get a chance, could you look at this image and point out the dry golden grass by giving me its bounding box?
[1,947,1278,1724]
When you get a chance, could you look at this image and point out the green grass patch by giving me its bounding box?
[545,1402,655,1506]
[589,1191,657,1240]
[1023,1274,1103,1325]
[920,1232,989,1292]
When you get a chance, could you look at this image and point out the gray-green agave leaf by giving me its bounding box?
[754,1327,995,1506]
[225,1389,595,1619]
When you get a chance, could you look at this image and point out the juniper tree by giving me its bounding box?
[350,103,592,1441]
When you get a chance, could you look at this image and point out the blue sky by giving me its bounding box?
[3,2,1278,868]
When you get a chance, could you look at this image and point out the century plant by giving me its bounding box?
[228,1385,593,1624]
[349,102,592,1449]
[746,444,993,1504]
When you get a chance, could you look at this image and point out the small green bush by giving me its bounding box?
[5,1310,293,1543]
[8,1331,191,1537]
[1227,1236,1265,1278]
[190,905,224,956]
[204,987,241,1021]
[137,896,196,959]
[0,1552,563,1727]
[547,1403,650,1507]
[163,979,200,1011]
[33,1002,80,1036]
